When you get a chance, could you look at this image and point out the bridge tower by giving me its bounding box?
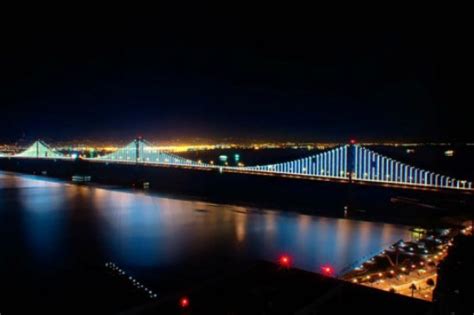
[135,137,141,164]
[348,139,357,183]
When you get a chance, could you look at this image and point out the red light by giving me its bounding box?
[321,265,334,276]
[350,139,356,145]
[279,255,291,268]
[179,297,189,308]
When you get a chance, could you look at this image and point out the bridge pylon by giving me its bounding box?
[135,138,140,164]
[348,140,357,183]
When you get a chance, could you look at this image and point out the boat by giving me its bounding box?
[72,175,91,182]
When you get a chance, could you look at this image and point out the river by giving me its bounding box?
[0,171,411,313]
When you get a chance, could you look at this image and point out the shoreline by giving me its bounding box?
[339,224,473,302]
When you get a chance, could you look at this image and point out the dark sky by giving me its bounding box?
[0,13,468,143]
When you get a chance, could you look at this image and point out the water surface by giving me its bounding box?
[0,172,411,312]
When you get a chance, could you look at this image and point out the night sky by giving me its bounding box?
[0,14,468,143]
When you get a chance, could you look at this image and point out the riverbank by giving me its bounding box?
[340,223,472,302]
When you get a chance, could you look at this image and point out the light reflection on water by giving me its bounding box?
[0,171,411,277]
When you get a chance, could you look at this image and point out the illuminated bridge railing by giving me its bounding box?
[353,145,472,190]
[243,145,349,179]
[92,139,350,179]
[4,139,473,191]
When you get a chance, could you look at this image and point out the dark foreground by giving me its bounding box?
[434,233,474,314]
[0,261,432,314]
[120,261,431,314]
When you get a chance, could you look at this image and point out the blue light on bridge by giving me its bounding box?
[6,139,472,191]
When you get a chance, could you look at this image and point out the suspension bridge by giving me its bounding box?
[2,139,472,191]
